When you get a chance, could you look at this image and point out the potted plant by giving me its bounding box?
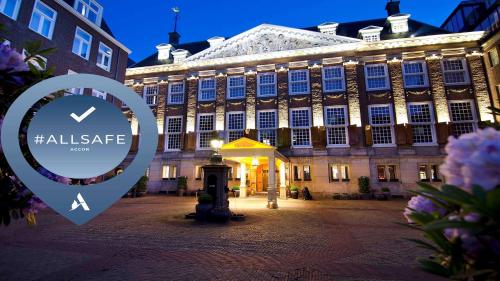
[232,186,240,197]
[358,176,371,200]
[135,176,148,197]
[177,176,187,197]
[195,193,213,221]
[290,186,300,199]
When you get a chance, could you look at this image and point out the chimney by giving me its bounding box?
[172,49,190,64]
[169,31,180,45]
[318,22,339,35]
[385,0,400,16]
[207,36,225,47]
[156,43,173,60]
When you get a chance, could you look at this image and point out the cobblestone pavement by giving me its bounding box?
[0,196,445,281]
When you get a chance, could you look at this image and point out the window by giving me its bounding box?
[303,165,311,181]
[377,165,398,182]
[257,72,276,97]
[430,165,441,182]
[418,164,441,182]
[418,165,428,181]
[365,64,389,90]
[72,27,92,60]
[29,0,57,39]
[442,58,470,85]
[198,77,216,101]
[369,105,395,146]
[96,42,112,71]
[0,0,21,20]
[257,110,277,146]
[197,113,215,149]
[166,116,182,150]
[363,33,380,42]
[143,84,158,105]
[227,76,245,99]
[195,165,203,180]
[290,108,311,147]
[74,0,102,26]
[403,61,428,88]
[168,81,184,104]
[289,69,310,95]
[489,48,499,67]
[449,100,477,136]
[226,112,245,142]
[329,164,349,182]
[408,102,436,144]
[162,165,177,180]
[293,165,301,181]
[91,89,106,99]
[324,106,348,146]
[322,66,345,92]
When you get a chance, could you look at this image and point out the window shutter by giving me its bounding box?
[157,134,165,152]
[278,127,291,148]
[311,126,326,149]
[244,129,258,140]
[405,124,413,145]
[184,132,196,151]
[395,124,407,145]
[436,122,451,144]
[364,125,373,146]
[348,125,360,146]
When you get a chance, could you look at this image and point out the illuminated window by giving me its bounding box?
[418,164,441,182]
[418,165,428,181]
[29,0,57,39]
[403,61,428,88]
[257,72,276,97]
[377,165,398,182]
[329,164,349,182]
[162,165,177,180]
[1,0,21,20]
[143,84,158,105]
[369,104,394,146]
[166,116,182,150]
[303,165,311,181]
[168,81,184,104]
[322,66,345,92]
[72,27,92,60]
[195,165,203,180]
[257,110,277,146]
[449,100,477,136]
[198,77,216,101]
[442,58,470,85]
[324,106,348,146]
[197,113,215,149]
[227,76,245,99]
[365,64,389,90]
[408,102,436,144]
[96,42,112,71]
[289,69,310,95]
[74,0,102,26]
[290,108,311,147]
[293,165,301,181]
[91,89,106,100]
[226,112,245,142]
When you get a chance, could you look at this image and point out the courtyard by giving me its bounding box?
[0,196,444,281]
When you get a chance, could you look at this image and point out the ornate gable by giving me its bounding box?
[187,24,360,61]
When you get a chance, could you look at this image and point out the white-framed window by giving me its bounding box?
[66,70,82,95]
[143,84,158,105]
[403,60,429,88]
[165,116,182,151]
[377,165,398,182]
[197,113,215,149]
[198,77,216,101]
[290,108,311,147]
[368,104,395,146]
[226,111,245,142]
[72,27,92,60]
[441,58,470,85]
[448,100,477,136]
[257,110,277,146]
[408,102,436,145]
[365,63,390,91]
[418,164,442,182]
[168,81,184,104]
[324,106,349,147]
[29,0,57,39]
[363,33,380,42]
[322,65,345,92]
[91,89,106,99]
[227,75,245,99]
[161,164,177,180]
[0,0,21,20]
[289,69,310,95]
[329,164,350,182]
[96,42,112,71]
[257,72,277,97]
[74,0,102,26]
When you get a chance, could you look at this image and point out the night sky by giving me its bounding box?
[97,0,463,62]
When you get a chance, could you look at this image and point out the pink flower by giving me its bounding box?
[0,44,28,72]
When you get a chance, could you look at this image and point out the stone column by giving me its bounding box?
[388,58,408,124]
[267,156,278,209]
[239,162,247,198]
[279,161,286,199]
[426,54,450,123]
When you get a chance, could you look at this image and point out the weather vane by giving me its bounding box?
[172,7,180,33]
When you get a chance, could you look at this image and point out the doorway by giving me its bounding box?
[256,164,269,192]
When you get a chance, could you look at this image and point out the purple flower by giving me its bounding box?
[404,195,443,223]
[0,44,28,72]
[24,197,47,214]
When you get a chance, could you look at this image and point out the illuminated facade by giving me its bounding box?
[124,2,495,201]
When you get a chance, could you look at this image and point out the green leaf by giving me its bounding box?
[405,238,440,252]
[424,220,479,231]
[418,258,450,277]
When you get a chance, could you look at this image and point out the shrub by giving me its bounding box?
[232,186,240,191]
[381,187,390,193]
[358,176,370,194]
[290,186,299,192]
[135,176,148,193]
[198,193,213,204]
[177,176,187,190]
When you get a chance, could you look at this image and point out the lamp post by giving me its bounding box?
[210,138,224,164]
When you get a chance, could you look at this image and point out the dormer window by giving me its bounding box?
[359,26,383,42]
[317,22,339,35]
[74,0,103,26]
[387,13,410,34]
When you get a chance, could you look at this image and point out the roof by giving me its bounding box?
[131,18,449,68]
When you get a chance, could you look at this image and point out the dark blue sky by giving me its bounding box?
[98,0,462,62]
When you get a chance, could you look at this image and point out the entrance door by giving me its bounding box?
[256,164,269,192]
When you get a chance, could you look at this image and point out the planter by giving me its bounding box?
[291,190,299,199]
[195,203,213,221]
[177,189,186,197]
[234,190,240,197]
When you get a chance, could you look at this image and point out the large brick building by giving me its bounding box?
[124,1,495,205]
[0,0,130,103]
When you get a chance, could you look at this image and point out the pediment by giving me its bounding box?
[187,24,360,61]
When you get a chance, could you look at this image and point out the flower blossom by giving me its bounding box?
[404,195,443,223]
[0,44,28,72]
